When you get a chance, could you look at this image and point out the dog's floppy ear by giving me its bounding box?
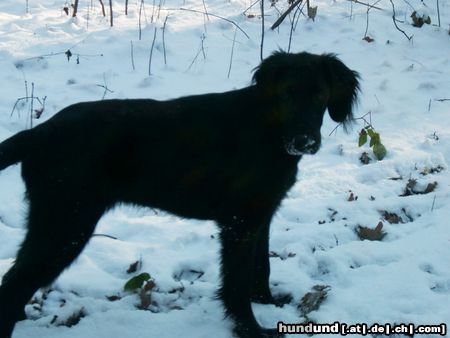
[322,54,360,129]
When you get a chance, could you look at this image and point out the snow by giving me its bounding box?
[1,0,450,337]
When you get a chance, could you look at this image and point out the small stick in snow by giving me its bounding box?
[260,0,264,61]
[148,27,158,76]
[271,0,303,30]
[227,28,238,79]
[162,15,170,66]
[130,40,136,71]
[389,0,412,41]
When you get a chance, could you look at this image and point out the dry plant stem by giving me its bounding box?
[288,5,301,52]
[347,0,383,11]
[162,15,169,66]
[364,0,383,38]
[389,0,412,40]
[227,28,237,79]
[148,27,158,76]
[436,0,440,27]
[271,0,303,30]
[186,35,206,72]
[177,8,249,39]
[151,0,156,23]
[109,0,113,26]
[30,83,34,128]
[125,0,129,15]
[130,41,136,71]
[202,0,210,21]
[328,112,373,136]
[73,0,79,17]
[243,0,261,16]
[139,0,144,40]
[99,0,106,16]
[260,0,264,61]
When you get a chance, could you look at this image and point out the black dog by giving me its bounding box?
[0,51,359,338]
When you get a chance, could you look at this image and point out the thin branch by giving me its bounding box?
[139,0,145,40]
[130,40,135,71]
[30,82,34,128]
[271,0,303,30]
[346,0,383,11]
[227,28,237,79]
[260,0,264,61]
[148,27,158,76]
[243,0,261,16]
[436,0,441,27]
[109,0,114,27]
[162,15,169,66]
[92,234,118,240]
[288,3,301,52]
[201,0,210,21]
[186,35,206,72]
[73,0,80,17]
[176,8,250,39]
[389,0,412,41]
[363,0,383,38]
[98,0,106,16]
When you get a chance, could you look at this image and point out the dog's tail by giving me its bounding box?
[0,129,34,171]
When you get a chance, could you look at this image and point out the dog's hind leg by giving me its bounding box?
[0,194,105,338]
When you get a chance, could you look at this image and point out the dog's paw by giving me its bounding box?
[251,291,293,307]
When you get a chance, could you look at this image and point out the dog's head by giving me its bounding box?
[253,51,360,156]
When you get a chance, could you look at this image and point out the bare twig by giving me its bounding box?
[92,233,118,240]
[139,0,145,40]
[148,27,158,75]
[435,98,450,102]
[162,15,169,66]
[431,195,436,212]
[260,0,264,61]
[73,0,80,17]
[176,8,250,39]
[328,111,373,136]
[271,0,303,30]
[186,35,206,72]
[347,0,383,11]
[30,82,34,128]
[227,28,237,79]
[288,4,301,52]
[109,0,114,26]
[130,40,135,71]
[243,0,261,16]
[97,74,114,99]
[99,0,106,16]
[389,0,412,40]
[364,0,383,39]
[125,0,129,15]
[436,0,441,27]
[201,0,210,21]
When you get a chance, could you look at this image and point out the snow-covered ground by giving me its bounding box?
[1,0,449,337]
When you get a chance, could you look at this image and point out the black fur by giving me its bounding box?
[0,51,359,338]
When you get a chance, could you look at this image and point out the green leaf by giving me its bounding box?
[373,143,387,160]
[124,273,151,292]
[366,128,376,138]
[369,133,381,147]
[358,129,367,147]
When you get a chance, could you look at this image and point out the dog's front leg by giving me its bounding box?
[217,216,284,338]
[251,220,292,307]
